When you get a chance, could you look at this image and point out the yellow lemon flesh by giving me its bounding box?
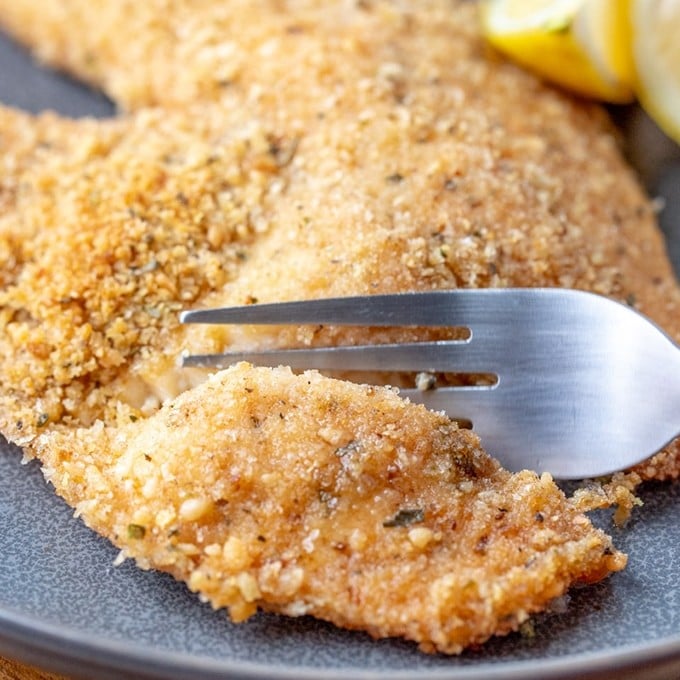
[629,0,680,144]
[480,0,635,103]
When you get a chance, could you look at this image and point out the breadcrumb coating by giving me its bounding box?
[0,0,676,653]
[35,365,625,654]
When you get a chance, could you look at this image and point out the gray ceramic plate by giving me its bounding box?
[1,27,680,680]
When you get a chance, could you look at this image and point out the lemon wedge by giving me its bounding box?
[480,0,635,103]
[629,0,680,143]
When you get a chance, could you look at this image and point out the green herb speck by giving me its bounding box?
[383,508,424,528]
[127,524,146,540]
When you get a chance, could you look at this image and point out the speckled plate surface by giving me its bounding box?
[1,27,680,680]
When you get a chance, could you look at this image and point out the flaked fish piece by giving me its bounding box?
[35,364,625,654]
[0,0,675,653]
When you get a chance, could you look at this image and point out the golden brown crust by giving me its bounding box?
[0,103,293,440]
[0,0,676,653]
[632,440,680,481]
[35,365,625,654]
[1,9,679,451]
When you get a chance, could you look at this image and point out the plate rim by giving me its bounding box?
[1,602,680,680]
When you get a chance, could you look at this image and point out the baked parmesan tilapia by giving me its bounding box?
[0,0,677,653]
[36,364,625,654]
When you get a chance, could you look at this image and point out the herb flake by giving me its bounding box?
[127,524,146,539]
[383,508,424,528]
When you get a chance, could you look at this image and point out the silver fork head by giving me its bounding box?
[181,288,680,479]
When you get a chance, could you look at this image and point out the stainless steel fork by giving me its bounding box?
[180,288,680,479]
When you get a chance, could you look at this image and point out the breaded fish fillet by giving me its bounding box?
[0,0,676,653]
[35,364,625,654]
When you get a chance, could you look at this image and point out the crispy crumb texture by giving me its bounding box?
[36,366,625,654]
[0,0,677,654]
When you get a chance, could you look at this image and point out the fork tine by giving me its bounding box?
[180,290,523,328]
[181,339,502,373]
[179,288,616,375]
[178,288,680,477]
[179,292,441,326]
[179,288,616,334]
